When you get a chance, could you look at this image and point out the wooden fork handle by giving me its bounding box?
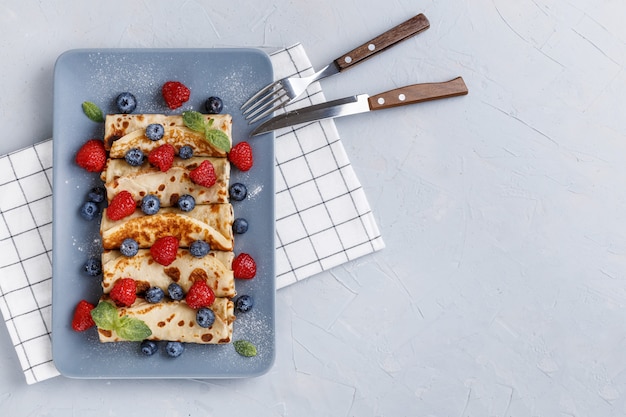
[367,77,469,110]
[334,13,430,71]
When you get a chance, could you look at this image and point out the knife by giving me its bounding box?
[250,77,469,136]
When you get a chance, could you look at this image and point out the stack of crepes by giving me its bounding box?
[97,113,236,344]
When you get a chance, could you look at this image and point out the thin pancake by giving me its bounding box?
[104,114,231,157]
[96,297,234,344]
[101,157,230,206]
[102,249,235,298]
[100,204,234,251]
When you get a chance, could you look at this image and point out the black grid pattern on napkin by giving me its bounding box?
[0,140,58,384]
[270,45,385,288]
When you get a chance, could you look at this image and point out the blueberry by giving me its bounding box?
[189,240,210,258]
[178,145,193,159]
[165,341,184,358]
[145,286,165,303]
[235,294,254,313]
[87,186,106,203]
[196,307,215,328]
[125,148,145,166]
[140,340,158,356]
[204,96,223,114]
[177,194,195,212]
[145,123,165,141]
[120,238,139,257]
[83,257,102,276]
[232,218,248,234]
[116,92,137,114]
[141,194,160,215]
[80,201,99,221]
[229,183,247,201]
[168,283,184,301]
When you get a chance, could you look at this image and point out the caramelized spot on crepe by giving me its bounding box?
[202,334,213,342]
[158,321,166,327]
[170,175,176,182]
[164,267,181,282]
[166,314,175,323]
[158,184,165,192]
[137,115,145,122]
[190,268,208,283]
[136,280,150,293]
[99,329,112,337]
[218,337,230,343]
[178,320,185,327]
[122,121,129,129]
[169,194,179,206]
[139,191,146,197]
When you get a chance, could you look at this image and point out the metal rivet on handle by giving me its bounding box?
[368,44,375,51]
[399,94,406,101]
[344,56,352,64]
[377,97,385,105]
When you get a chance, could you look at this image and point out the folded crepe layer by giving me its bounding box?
[101,157,230,206]
[100,205,234,251]
[102,249,235,298]
[104,114,232,157]
[96,297,235,344]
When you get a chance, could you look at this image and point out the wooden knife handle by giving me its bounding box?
[367,77,469,110]
[334,13,430,71]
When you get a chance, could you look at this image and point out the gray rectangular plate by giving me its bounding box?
[52,48,275,378]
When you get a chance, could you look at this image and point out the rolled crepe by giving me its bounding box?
[104,114,231,157]
[96,297,235,344]
[102,249,235,298]
[100,204,234,251]
[101,157,230,206]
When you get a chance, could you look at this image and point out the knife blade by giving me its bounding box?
[250,77,468,136]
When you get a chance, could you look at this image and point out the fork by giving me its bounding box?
[241,13,430,124]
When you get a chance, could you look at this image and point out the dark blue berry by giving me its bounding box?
[189,240,210,258]
[178,145,193,159]
[140,340,158,356]
[141,194,160,215]
[168,283,184,301]
[196,308,215,328]
[120,238,139,257]
[229,183,247,201]
[204,96,223,114]
[125,148,145,166]
[145,286,165,303]
[165,341,184,358]
[83,257,102,276]
[232,218,248,234]
[235,294,254,313]
[177,194,195,212]
[145,123,165,141]
[116,92,137,114]
[87,186,106,203]
[80,201,99,221]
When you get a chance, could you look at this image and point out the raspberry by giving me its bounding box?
[189,160,216,188]
[150,236,179,266]
[185,280,215,309]
[162,81,190,109]
[228,141,253,171]
[71,299,96,331]
[75,139,107,172]
[106,190,136,221]
[148,143,175,172]
[233,253,257,279]
[110,278,137,307]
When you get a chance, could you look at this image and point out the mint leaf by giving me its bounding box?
[116,316,152,341]
[182,111,206,132]
[234,340,257,357]
[90,301,118,330]
[82,101,104,123]
[205,127,231,152]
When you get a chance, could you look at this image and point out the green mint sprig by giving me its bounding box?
[90,301,152,341]
[182,111,231,152]
[234,339,258,357]
[82,101,104,122]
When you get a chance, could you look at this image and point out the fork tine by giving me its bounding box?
[240,79,281,111]
[244,90,290,122]
[242,85,282,116]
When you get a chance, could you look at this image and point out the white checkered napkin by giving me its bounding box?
[0,44,383,384]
